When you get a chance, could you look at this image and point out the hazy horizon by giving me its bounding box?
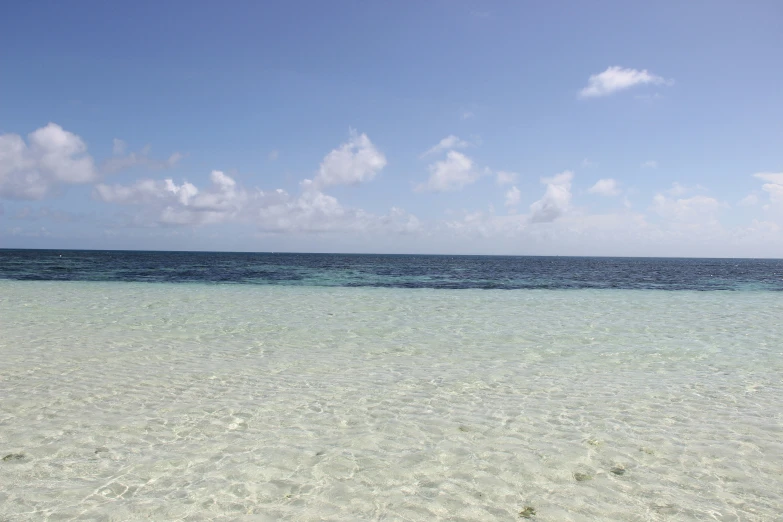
[3,247,783,261]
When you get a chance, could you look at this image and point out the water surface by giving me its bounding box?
[2,249,782,290]
[1,278,781,520]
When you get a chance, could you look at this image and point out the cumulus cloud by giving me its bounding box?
[416,151,483,192]
[641,160,658,168]
[588,178,621,196]
[754,172,783,207]
[0,123,98,200]
[255,189,345,232]
[94,167,422,235]
[529,171,573,223]
[420,135,471,157]
[87,130,419,235]
[495,170,518,186]
[255,187,420,234]
[579,66,672,98]
[313,130,386,188]
[505,186,521,207]
[94,170,245,226]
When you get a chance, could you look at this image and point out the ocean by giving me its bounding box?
[1,250,781,521]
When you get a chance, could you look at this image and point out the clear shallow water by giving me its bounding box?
[2,249,783,290]
[1,280,781,521]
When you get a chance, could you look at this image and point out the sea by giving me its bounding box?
[1,250,781,521]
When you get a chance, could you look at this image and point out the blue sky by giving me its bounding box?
[1,1,782,256]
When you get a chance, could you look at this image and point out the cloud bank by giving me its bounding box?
[3,123,783,257]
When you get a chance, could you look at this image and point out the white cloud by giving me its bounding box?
[431,181,779,256]
[313,130,386,188]
[579,66,672,98]
[87,130,416,236]
[255,189,345,232]
[495,170,518,186]
[753,172,783,208]
[651,194,722,221]
[761,185,783,207]
[416,151,482,192]
[94,170,245,226]
[0,123,98,200]
[641,160,658,168]
[529,171,573,223]
[754,172,783,184]
[9,121,783,256]
[460,111,474,120]
[254,187,420,235]
[94,179,178,205]
[588,178,621,196]
[504,186,521,207]
[420,135,471,157]
[94,167,422,235]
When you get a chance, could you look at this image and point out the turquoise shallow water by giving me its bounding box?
[1,280,782,521]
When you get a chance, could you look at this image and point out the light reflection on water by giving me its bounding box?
[1,281,781,521]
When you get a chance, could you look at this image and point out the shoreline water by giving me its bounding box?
[1,280,781,520]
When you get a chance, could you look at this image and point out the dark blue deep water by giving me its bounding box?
[0,249,782,291]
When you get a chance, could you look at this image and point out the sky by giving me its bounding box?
[1,1,782,257]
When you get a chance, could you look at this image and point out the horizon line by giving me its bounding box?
[0,247,781,261]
